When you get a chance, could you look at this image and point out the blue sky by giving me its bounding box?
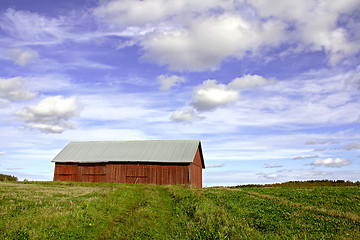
[0,0,359,186]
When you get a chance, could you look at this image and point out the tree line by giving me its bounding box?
[0,174,18,181]
[233,180,360,188]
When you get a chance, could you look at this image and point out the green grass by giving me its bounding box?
[0,182,359,239]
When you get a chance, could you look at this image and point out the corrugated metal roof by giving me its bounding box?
[52,140,203,165]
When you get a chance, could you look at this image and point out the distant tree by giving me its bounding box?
[0,174,18,181]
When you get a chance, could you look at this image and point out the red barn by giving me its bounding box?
[52,140,205,187]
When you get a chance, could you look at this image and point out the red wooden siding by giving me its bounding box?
[53,162,198,186]
[53,163,78,182]
[189,147,203,188]
[53,146,203,187]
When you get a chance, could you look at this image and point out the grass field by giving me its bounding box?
[0,181,359,239]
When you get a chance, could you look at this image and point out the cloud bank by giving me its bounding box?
[93,0,360,71]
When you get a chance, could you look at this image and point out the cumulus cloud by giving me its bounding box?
[170,108,203,123]
[94,0,286,71]
[141,14,285,71]
[94,0,179,26]
[293,155,319,160]
[190,75,271,112]
[15,96,82,133]
[228,75,272,89]
[251,0,360,65]
[191,79,240,111]
[3,48,39,66]
[157,74,186,90]
[344,142,360,150]
[170,74,272,122]
[93,0,360,70]
[311,158,351,168]
[0,77,36,101]
[94,0,231,26]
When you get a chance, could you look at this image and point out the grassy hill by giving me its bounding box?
[0,181,359,239]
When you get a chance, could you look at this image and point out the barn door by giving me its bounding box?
[126,164,149,184]
[78,164,106,182]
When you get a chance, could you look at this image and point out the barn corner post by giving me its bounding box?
[52,140,205,187]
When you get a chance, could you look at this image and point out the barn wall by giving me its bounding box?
[53,146,204,187]
[53,163,78,181]
[54,162,191,185]
[189,147,203,188]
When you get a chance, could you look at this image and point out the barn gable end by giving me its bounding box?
[52,140,205,187]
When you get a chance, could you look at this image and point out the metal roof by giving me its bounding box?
[52,140,204,167]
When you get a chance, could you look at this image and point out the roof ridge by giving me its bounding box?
[70,139,201,143]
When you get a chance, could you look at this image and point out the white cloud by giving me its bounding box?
[190,75,272,112]
[117,40,136,49]
[314,148,327,152]
[264,164,282,168]
[293,155,319,160]
[93,0,231,27]
[166,68,359,129]
[93,0,360,70]
[157,74,186,90]
[228,75,272,89]
[0,151,6,156]
[15,96,82,133]
[3,48,39,66]
[344,142,360,150]
[251,0,360,65]
[305,139,332,145]
[206,164,225,168]
[0,8,68,44]
[94,0,181,26]
[0,77,36,101]
[141,14,285,71]
[170,74,274,122]
[6,167,24,170]
[261,173,280,179]
[170,108,203,123]
[190,79,239,111]
[311,158,351,168]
